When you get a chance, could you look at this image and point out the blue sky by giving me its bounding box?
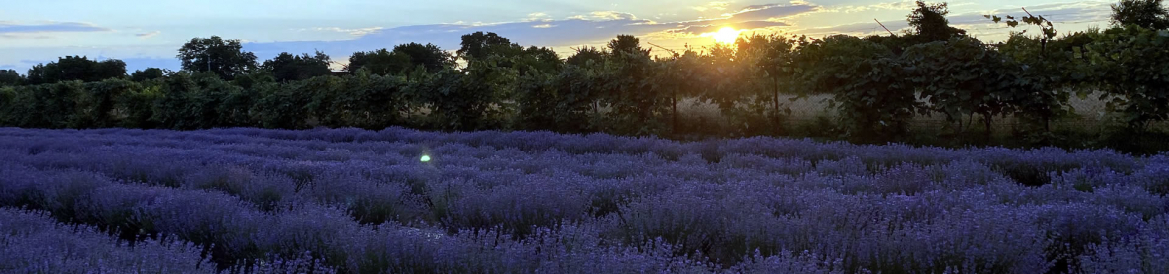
[0,0,1115,73]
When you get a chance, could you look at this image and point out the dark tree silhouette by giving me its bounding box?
[566,46,606,67]
[606,35,651,62]
[346,49,410,75]
[177,36,258,80]
[262,51,332,82]
[0,70,24,86]
[391,43,454,73]
[520,46,562,73]
[457,32,516,62]
[130,68,167,82]
[25,56,126,84]
[907,1,966,43]
[1112,0,1169,29]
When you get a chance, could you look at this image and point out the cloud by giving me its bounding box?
[794,1,1113,39]
[826,0,917,13]
[525,12,552,22]
[0,34,54,39]
[0,22,110,34]
[300,27,386,37]
[569,11,638,21]
[723,3,818,22]
[664,2,817,36]
[795,21,890,37]
[692,2,730,12]
[671,21,791,35]
[136,31,161,38]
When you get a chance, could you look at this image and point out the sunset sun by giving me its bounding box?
[708,27,741,44]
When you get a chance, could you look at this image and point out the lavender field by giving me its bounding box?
[1,127,1167,274]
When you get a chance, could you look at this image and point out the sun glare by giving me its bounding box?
[708,27,741,45]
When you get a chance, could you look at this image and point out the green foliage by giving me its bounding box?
[130,68,166,82]
[596,35,672,136]
[177,36,258,80]
[907,1,967,43]
[25,56,126,85]
[346,49,412,75]
[2,81,84,128]
[985,12,1086,140]
[392,43,455,73]
[515,61,609,133]
[114,83,162,129]
[1111,0,1169,30]
[797,35,922,141]
[75,79,139,128]
[903,37,1012,135]
[457,32,516,62]
[412,64,512,131]
[252,76,313,129]
[151,72,243,129]
[566,46,606,67]
[0,69,24,86]
[516,46,563,74]
[0,86,16,125]
[995,34,1078,136]
[726,34,799,136]
[262,51,332,82]
[336,72,415,129]
[1086,26,1169,130]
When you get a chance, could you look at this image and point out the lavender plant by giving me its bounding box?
[0,127,1165,273]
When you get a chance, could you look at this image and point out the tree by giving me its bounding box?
[796,35,922,140]
[457,32,516,62]
[346,49,411,75]
[598,34,668,135]
[391,43,454,72]
[907,1,967,43]
[903,37,1015,138]
[0,70,23,86]
[606,35,651,60]
[1087,26,1169,131]
[566,46,606,67]
[130,68,167,82]
[516,46,563,74]
[739,34,799,136]
[456,32,557,75]
[261,51,332,82]
[25,56,126,84]
[177,36,258,80]
[1111,0,1169,29]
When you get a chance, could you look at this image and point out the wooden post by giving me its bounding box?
[874,19,895,36]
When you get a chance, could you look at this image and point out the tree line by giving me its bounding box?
[1,0,1167,150]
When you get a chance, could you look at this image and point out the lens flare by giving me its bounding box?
[420,155,431,162]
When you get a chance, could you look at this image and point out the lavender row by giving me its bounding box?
[1,127,1161,197]
[1,206,337,274]
[0,208,213,273]
[5,163,840,273]
[0,127,1143,174]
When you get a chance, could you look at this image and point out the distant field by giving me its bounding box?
[1,127,1167,273]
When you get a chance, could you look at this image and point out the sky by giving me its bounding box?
[0,0,1116,73]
